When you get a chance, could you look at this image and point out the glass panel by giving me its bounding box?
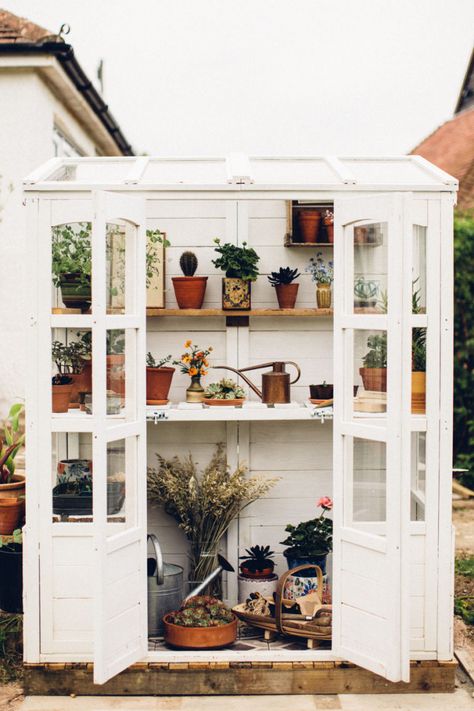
[352,438,386,523]
[106,220,136,315]
[106,438,130,524]
[52,432,92,523]
[106,329,127,417]
[411,433,426,521]
[411,327,426,415]
[52,328,92,415]
[51,223,92,314]
[412,226,426,314]
[353,329,387,415]
[353,222,388,314]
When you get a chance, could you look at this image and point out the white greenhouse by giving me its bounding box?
[21,154,457,696]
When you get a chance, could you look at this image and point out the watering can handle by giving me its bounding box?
[285,361,301,385]
[147,533,164,585]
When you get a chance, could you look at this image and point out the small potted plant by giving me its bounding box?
[212,239,259,310]
[0,528,23,613]
[51,375,73,413]
[412,287,426,414]
[0,405,25,535]
[239,545,275,578]
[359,333,387,392]
[172,251,208,309]
[298,208,321,243]
[309,381,333,400]
[267,267,301,309]
[305,252,334,308]
[52,339,91,406]
[52,223,92,312]
[354,277,379,310]
[281,497,333,575]
[174,341,212,402]
[146,353,175,405]
[203,378,246,406]
[322,210,334,244]
[163,595,237,649]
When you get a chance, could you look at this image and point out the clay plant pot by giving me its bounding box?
[52,383,74,413]
[107,354,125,396]
[0,474,25,501]
[359,367,387,393]
[310,383,334,400]
[202,398,245,407]
[68,361,92,405]
[275,283,299,309]
[323,221,334,244]
[59,272,91,312]
[239,565,274,579]
[0,498,25,535]
[411,371,426,414]
[172,276,208,309]
[163,614,237,649]
[298,210,321,243]
[146,366,175,405]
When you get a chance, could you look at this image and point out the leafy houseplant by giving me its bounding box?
[146,352,175,404]
[0,529,23,613]
[147,445,278,591]
[0,405,25,536]
[359,333,387,392]
[203,378,246,406]
[146,228,170,287]
[305,253,334,309]
[52,223,92,312]
[172,251,208,309]
[163,596,237,649]
[412,286,427,414]
[52,339,91,405]
[212,239,260,310]
[174,341,213,402]
[268,267,301,309]
[281,497,333,576]
[239,545,275,578]
[354,277,379,309]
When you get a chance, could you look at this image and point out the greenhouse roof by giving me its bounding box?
[24,154,458,191]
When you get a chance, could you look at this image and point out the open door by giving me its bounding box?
[332,194,412,682]
[91,192,147,684]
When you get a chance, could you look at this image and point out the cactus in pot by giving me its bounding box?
[172,251,208,309]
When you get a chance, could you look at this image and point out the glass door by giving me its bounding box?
[332,194,412,682]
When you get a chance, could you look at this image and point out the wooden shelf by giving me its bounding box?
[146,403,333,422]
[146,307,333,318]
[284,233,333,248]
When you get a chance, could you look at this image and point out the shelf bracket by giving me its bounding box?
[151,411,169,424]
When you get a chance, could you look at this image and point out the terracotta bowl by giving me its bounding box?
[202,398,245,407]
[163,614,237,649]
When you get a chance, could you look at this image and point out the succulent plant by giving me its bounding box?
[180,251,198,277]
[168,596,234,627]
[146,352,173,368]
[203,378,245,400]
[267,267,301,286]
[239,545,275,573]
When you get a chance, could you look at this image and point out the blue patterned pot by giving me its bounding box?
[284,552,328,576]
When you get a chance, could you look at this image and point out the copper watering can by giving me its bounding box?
[213,361,301,404]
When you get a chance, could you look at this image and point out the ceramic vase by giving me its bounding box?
[316,284,331,309]
[186,375,205,403]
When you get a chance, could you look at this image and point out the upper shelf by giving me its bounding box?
[146,307,333,318]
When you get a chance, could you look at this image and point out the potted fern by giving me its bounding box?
[268,267,300,309]
[146,353,175,404]
[212,239,260,310]
[172,251,208,309]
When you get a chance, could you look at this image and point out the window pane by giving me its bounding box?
[51,328,92,415]
[411,433,426,521]
[51,223,91,315]
[353,329,387,415]
[52,433,92,523]
[106,220,137,315]
[353,222,388,314]
[352,438,386,523]
[106,438,129,524]
[412,226,426,314]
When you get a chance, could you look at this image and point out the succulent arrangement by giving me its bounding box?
[267,267,300,286]
[239,545,275,575]
[203,378,245,400]
[167,596,234,628]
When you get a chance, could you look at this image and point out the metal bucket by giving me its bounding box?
[147,534,184,637]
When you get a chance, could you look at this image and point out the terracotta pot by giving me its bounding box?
[202,398,245,407]
[298,210,321,243]
[107,354,125,396]
[0,498,25,535]
[222,278,251,310]
[239,565,274,579]
[172,276,208,309]
[316,284,332,309]
[411,371,426,414]
[0,474,25,501]
[146,366,175,404]
[52,384,73,413]
[275,283,299,309]
[163,614,237,649]
[359,367,387,393]
[68,361,92,405]
[323,222,334,244]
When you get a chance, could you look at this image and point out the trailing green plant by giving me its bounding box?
[51,223,91,289]
[168,596,234,627]
[362,334,387,369]
[146,353,173,368]
[267,267,300,286]
[147,229,170,288]
[52,340,88,375]
[179,251,198,277]
[0,405,25,485]
[354,277,378,301]
[212,239,260,281]
[281,498,333,557]
[239,545,275,573]
[203,378,245,400]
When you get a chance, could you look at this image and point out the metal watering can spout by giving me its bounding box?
[184,554,235,601]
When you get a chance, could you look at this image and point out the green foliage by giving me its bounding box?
[146,352,172,368]
[168,596,234,628]
[412,285,426,372]
[455,596,474,625]
[267,267,300,286]
[362,334,387,369]
[0,406,24,485]
[51,223,92,289]
[52,340,88,375]
[147,229,170,287]
[455,556,474,578]
[0,612,23,682]
[0,529,22,548]
[281,504,333,556]
[179,251,198,277]
[203,378,245,400]
[212,239,260,281]
[454,212,474,471]
[107,330,125,355]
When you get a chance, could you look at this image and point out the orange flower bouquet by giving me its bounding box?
[175,341,213,402]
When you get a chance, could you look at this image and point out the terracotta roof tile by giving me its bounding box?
[0,7,51,44]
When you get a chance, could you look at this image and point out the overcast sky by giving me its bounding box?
[5,0,474,156]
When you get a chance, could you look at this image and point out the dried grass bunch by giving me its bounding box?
[147,444,278,585]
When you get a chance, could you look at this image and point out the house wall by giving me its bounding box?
[0,68,102,416]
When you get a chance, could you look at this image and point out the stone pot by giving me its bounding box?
[163,614,237,649]
[411,371,426,414]
[146,366,175,404]
[298,210,321,243]
[275,283,299,309]
[172,276,208,309]
[359,367,387,392]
